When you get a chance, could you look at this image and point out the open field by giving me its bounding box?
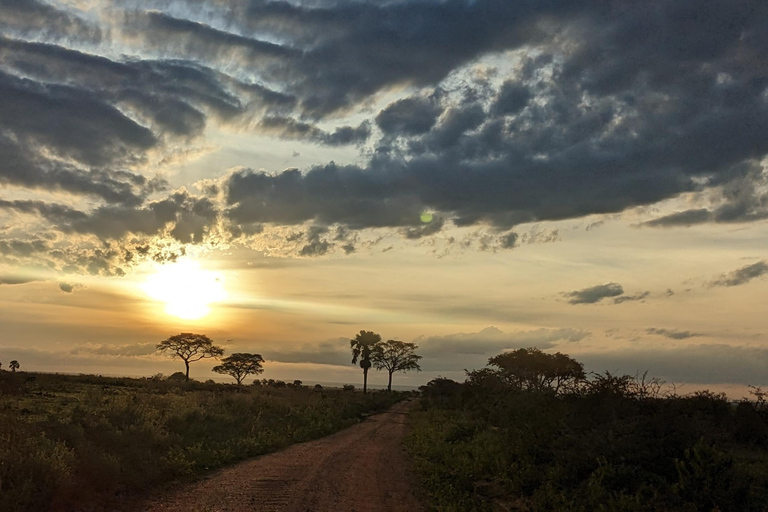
[0,371,407,511]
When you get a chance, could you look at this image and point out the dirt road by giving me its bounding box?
[141,399,423,512]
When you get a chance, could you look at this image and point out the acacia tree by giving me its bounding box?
[156,333,224,381]
[484,347,585,394]
[372,340,422,391]
[9,360,19,372]
[212,353,265,385]
[350,330,381,394]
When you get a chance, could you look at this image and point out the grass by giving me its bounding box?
[0,371,407,511]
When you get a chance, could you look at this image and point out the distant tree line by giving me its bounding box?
[156,330,423,392]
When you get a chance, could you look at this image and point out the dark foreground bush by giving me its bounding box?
[407,378,768,511]
[0,371,405,511]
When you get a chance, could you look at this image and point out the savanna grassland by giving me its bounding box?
[406,367,768,512]
[0,371,406,511]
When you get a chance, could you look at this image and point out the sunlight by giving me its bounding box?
[143,260,226,320]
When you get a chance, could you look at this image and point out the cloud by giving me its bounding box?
[376,95,444,136]
[257,117,370,146]
[0,275,39,285]
[564,283,624,304]
[613,291,650,304]
[580,344,768,386]
[416,326,589,357]
[70,343,157,357]
[58,282,74,293]
[711,261,768,287]
[646,328,702,340]
[3,0,768,269]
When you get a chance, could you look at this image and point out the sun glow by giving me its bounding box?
[143,260,227,320]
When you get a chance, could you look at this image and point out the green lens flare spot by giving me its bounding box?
[420,212,434,223]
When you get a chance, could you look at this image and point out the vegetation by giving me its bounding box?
[156,333,224,381]
[407,349,768,511]
[212,353,265,385]
[0,370,406,511]
[372,339,422,391]
[9,360,20,372]
[350,330,381,394]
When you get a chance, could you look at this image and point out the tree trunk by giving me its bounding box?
[363,367,368,394]
[387,371,393,391]
[185,360,190,381]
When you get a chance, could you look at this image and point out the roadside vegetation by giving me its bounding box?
[406,348,768,511]
[0,371,407,511]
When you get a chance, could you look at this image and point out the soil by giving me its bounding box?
[139,399,423,512]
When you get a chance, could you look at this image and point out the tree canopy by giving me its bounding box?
[469,347,585,394]
[372,339,422,391]
[350,330,381,394]
[156,333,224,381]
[212,353,265,385]
[8,360,19,372]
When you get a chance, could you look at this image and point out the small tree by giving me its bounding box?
[212,353,265,385]
[372,340,422,391]
[9,360,19,372]
[350,330,381,394]
[156,333,224,381]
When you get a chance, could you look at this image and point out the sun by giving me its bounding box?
[143,260,227,320]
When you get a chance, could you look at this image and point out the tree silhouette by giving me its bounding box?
[481,347,585,394]
[157,333,224,381]
[9,360,19,372]
[212,353,265,385]
[372,340,422,391]
[350,330,381,394]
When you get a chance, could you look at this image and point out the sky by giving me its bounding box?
[1,0,768,395]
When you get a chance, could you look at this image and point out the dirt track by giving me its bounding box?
[141,399,423,512]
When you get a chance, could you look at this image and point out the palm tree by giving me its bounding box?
[350,330,382,394]
[8,360,19,372]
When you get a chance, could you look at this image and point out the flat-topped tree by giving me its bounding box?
[350,330,382,394]
[372,340,422,391]
[9,360,19,372]
[157,333,224,381]
[213,353,265,385]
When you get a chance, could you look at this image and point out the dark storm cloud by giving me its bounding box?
[0,192,219,244]
[225,164,425,228]
[58,282,74,293]
[376,96,443,136]
[711,261,768,288]
[0,0,101,42]
[564,283,624,305]
[257,117,370,146]
[3,0,768,258]
[218,0,768,231]
[646,328,702,340]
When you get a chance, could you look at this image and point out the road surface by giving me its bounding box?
[142,399,423,512]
